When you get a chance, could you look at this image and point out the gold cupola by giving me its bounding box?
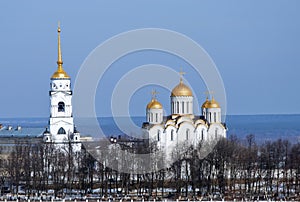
[147,90,163,109]
[171,70,193,97]
[147,99,163,109]
[51,23,70,79]
[201,96,210,108]
[206,96,220,108]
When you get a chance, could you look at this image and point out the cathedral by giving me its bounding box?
[142,72,226,160]
[43,25,81,152]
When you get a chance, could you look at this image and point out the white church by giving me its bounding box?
[43,25,81,152]
[142,72,227,159]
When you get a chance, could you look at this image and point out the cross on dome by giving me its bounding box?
[179,68,186,83]
[204,90,214,99]
[151,89,159,99]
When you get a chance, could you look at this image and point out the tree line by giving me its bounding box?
[0,135,299,201]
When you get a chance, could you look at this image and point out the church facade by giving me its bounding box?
[142,73,226,160]
[43,25,81,152]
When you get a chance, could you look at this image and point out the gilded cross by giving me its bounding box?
[204,91,214,99]
[151,89,158,99]
[179,68,186,82]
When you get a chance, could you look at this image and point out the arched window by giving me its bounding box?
[201,129,204,140]
[187,102,189,114]
[58,102,65,112]
[157,130,160,141]
[58,127,66,134]
[182,102,185,113]
[172,102,174,113]
[186,129,190,140]
[177,101,179,113]
[156,113,158,122]
[214,112,217,122]
[171,129,174,141]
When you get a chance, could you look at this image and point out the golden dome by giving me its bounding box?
[201,97,210,108]
[51,66,70,79]
[206,97,220,108]
[171,80,193,97]
[147,98,163,109]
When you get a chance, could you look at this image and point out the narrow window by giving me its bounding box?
[201,129,204,140]
[151,113,153,122]
[177,101,179,113]
[171,129,174,141]
[214,112,217,122]
[172,102,174,113]
[187,102,189,114]
[157,130,160,141]
[186,129,190,140]
[182,102,184,113]
[156,113,158,122]
[58,102,65,112]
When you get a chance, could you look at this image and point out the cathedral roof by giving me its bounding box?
[205,97,220,108]
[171,80,193,97]
[171,70,193,97]
[51,24,70,80]
[147,98,163,109]
[201,97,210,108]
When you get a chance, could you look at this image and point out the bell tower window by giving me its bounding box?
[58,127,66,134]
[58,102,65,112]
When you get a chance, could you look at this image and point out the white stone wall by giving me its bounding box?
[205,107,221,123]
[47,77,81,152]
[51,79,71,91]
[49,117,74,137]
[146,108,163,124]
[50,92,73,118]
[171,96,193,115]
[207,123,226,140]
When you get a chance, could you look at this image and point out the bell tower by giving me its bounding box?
[44,23,80,151]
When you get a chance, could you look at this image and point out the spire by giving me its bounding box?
[51,22,70,79]
[57,21,63,68]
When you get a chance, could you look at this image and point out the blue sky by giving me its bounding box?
[0,1,299,118]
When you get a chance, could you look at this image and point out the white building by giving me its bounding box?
[43,25,81,152]
[143,72,226,161]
